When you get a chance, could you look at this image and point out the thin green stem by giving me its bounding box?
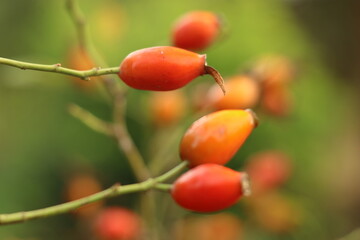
[0,162,186,226]
[68,104,114,136]
[66,0,149,183]
[156,161,188,183]
[65,0,88,48]
[149,127,186,175]
[68,102,151,181]
[154,183,173,192]
[65,3,156,240]
[66,0,111,70]
[112,123,151,181]
[0,57,119,80]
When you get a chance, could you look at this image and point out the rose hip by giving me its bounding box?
[171,164,250,212]
[118,46,225,93]
[172,11,221,51]
[179,109,258,167]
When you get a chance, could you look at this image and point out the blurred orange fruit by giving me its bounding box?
[250,55,295,86]
[250,192,302,234]
[173,213,243,240]
[148,90,187,126]
[67,46,97,90]
[261,83,293,117]
[207,75,260,110]
[65,173,103,217]
[92,1,127,44]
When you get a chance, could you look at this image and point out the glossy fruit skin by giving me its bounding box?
[171,164,247,212]
[119,46,206,91]
[246,151,292,194]
[172,11,220,51]
[180,109,257,167]
[207,75,260,110]
[94,207,141,240]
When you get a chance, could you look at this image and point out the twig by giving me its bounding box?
[68,104,114,136]
[65,0,88,48]
[112,123,151,181]
[66,0,150,183]
[0,162,187,225]
[0,57,119,80]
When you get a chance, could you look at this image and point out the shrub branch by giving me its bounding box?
[0,57,119,80]
[0,161,187,225]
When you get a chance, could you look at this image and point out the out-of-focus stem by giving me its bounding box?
[68,104,114,136]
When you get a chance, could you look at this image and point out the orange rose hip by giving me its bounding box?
[179,109,258,167]
[207,75,260,110]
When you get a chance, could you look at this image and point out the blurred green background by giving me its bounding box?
[0,0,359,239]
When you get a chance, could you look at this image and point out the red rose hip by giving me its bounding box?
[118,46,225,93]
[171,164,250,212]
[172,11,221,51]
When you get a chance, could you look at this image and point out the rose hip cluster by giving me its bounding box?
[112,11,262,214]
[172,109,257,212]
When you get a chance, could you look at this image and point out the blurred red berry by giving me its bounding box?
[245,151,292,194]
[94,207,141,240]
[172,11,221,51]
